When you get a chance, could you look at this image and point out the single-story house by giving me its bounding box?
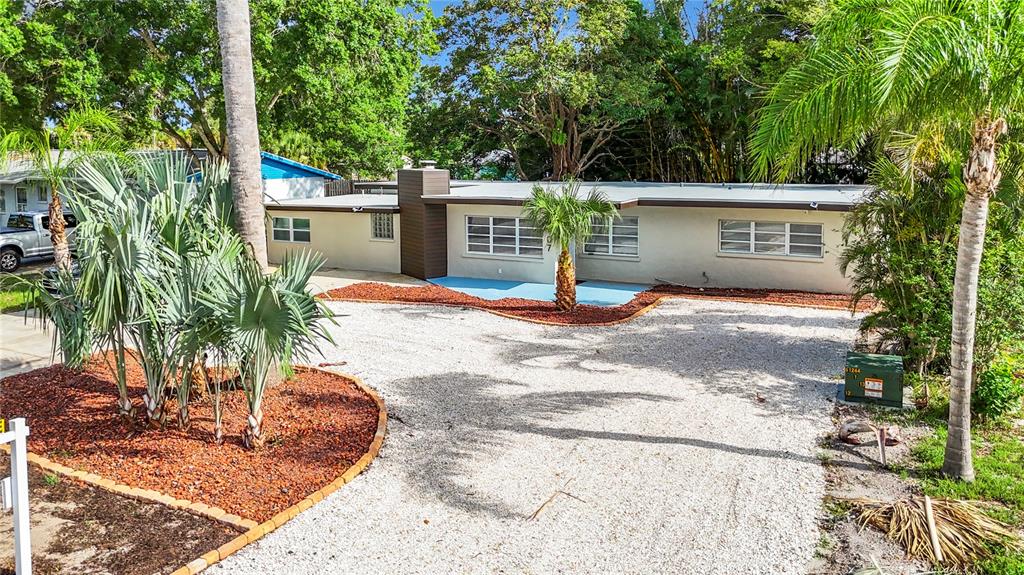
[266,168,869,294]
[258,151,343,200]
[0,150,342,225]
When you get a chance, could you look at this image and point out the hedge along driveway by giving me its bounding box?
[210,298,860,575]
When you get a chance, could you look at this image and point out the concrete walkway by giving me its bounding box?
[0,310,55,379]
[211,298,859,575]
[0,268,423,380]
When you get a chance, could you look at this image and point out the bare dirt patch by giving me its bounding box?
[809,403,930,575]
[320,282,872,325]
[0,453,237,575]
[0,357,380,522]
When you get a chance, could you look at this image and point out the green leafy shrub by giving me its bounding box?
[974,355,1024,421]
[841,159,1024,375]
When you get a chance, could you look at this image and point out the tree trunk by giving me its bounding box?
[216,0,269,272]
[555,246,576,312]
[48,186,72,271]
[243,406,264,449]
[942,117,1006,482]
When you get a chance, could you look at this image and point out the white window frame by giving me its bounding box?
[718,220,824,259]
[0,192,6,213]
[271,216,311,243]
[584,215,639,257]
[15,187,27,212]
[370,212,394,241]
[465,215,543,258]
[36,187,48,203]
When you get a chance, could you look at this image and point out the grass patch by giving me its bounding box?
[911,424,1024,574]
[912,427,1024,522]
[0,273,38,312]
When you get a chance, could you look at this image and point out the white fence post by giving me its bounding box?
[8,418,32,575]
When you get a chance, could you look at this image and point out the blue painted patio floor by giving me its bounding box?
[428,276,649,307]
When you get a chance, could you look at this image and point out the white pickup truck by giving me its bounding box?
[0,212,79,272]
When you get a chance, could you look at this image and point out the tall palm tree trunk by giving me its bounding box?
[216,0,269,272]
[555,246,576,312]
[48,184,72,271]
[942,117,1006,482]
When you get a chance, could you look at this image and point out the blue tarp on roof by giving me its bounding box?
[259,151,342,180]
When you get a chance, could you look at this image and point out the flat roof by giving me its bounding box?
[265,194,398,213]
[432,181,869,211]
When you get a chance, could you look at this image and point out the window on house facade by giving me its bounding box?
[371,213,394,240]
[719,220,824,258]
[584,216,639,256]
[466,216,543,257]
[272,217,311,243]
[37,187,48,202]
[15,187,27,212]
[0,193,6,213]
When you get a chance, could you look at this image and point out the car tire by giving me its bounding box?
[0,248,21,272]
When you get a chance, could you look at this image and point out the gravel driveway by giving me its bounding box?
[210,298,859,575]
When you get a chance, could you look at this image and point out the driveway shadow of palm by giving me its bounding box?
[386,373,673,519]
[488,305,859,423]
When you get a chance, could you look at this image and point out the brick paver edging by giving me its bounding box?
[319,293,857,327]
[4,368,387,575]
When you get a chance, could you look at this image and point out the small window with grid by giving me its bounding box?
[371,213,394,240]
[271,217,311,243]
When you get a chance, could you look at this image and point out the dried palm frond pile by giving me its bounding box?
[847,496,1023,570]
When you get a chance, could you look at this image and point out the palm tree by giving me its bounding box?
[204,249,331,448]
[216,0,269,271]
[0,107,120,271]
[522,180,618,311]
[750,1,1024,481]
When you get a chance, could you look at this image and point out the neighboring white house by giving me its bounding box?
[266,168,870,294]
[0,159,53,221]
[258,151,343,201]
[0,151,342,225]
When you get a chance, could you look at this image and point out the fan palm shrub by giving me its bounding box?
[203,249,331,448]
[522,180,618,311]
[30,151,331,445]
[750,0,1024,482]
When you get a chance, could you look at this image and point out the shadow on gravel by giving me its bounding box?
[490,304,859,423]
[386,372,674,519]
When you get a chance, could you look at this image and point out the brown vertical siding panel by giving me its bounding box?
[398,169,449,279]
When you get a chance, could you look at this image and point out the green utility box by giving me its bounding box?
[844,352,904,408]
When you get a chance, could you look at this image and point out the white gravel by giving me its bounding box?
[210,298,859,575]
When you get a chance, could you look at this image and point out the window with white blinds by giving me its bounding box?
[466,216,543,257]
[584,216,639,256]
[719,220,823,258]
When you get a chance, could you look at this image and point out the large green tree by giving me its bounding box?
[429,0,659,180]
[751,0,1024,481]
[2,1,433,176]
[409,0,836,183]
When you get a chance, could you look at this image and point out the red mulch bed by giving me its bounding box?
[319,282,874,325]
[0,356,379,523]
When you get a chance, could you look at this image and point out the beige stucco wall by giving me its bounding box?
[446,204,852,293]
[575,206,851,293]
[266,210,400,273]
[446,204,559,283]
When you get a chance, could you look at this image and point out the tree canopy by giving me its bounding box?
[0,0,435,178]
